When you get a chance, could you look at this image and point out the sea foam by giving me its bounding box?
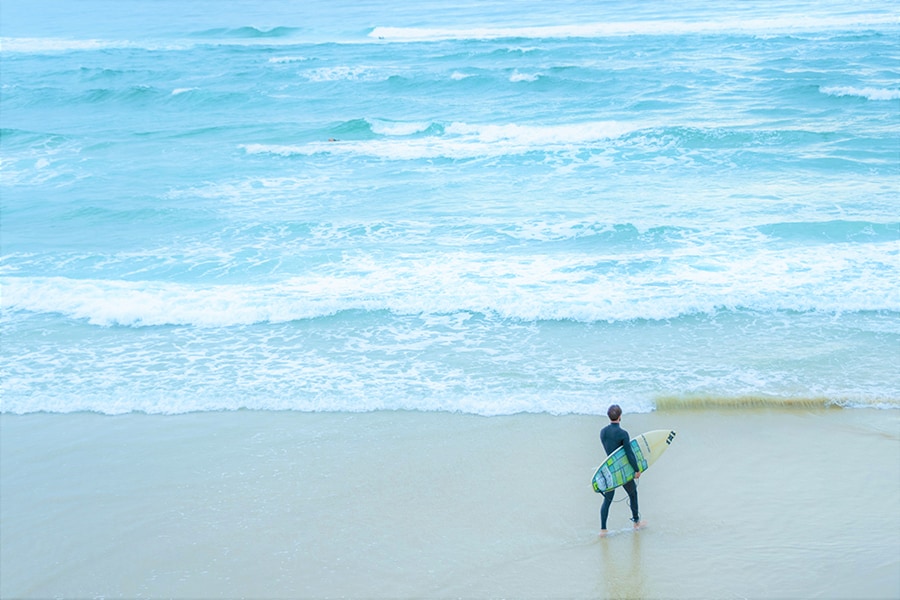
[4,236,898,327]
[241,120,645,160]
[368,14,899,42]
[820,86,900,101]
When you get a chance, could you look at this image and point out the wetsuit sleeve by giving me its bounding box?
[621,429,640,472]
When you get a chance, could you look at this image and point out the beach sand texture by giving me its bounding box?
[1,407,898,598]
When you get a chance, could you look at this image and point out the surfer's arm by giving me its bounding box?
[622,432,641,474]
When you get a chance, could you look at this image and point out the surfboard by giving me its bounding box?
[592,429,676,493]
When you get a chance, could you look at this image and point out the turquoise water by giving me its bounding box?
[2,1,898,414]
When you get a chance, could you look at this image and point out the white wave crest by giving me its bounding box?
[268,55,311,63]
[509,70,539,83]
[3,241,898,327]
[1,37,129,52]
[369,14,899,42]
[241,120,641,160]
[305,66,376,82]
[820,86,900,101]
[0,36,191,53]
[367,119,432,136]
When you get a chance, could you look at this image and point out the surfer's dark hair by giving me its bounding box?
[607,404,622,421]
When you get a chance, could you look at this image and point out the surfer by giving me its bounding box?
[599,404,645,536]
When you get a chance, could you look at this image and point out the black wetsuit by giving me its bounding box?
[599,422,640,529]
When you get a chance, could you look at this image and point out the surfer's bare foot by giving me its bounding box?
[599,529,609,537]
[633,520,647,530]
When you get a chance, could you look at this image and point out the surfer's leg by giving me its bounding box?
[600,489,615,531]
[623,480,640,523]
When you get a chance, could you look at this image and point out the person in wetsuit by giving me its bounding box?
[599,404,645,536]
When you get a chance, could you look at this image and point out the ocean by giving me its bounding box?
[1,1,899,598]
[3,0,898,416]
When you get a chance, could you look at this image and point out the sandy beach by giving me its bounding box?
[1,407,898,598]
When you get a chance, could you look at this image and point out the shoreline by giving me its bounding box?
[4,390,900,418]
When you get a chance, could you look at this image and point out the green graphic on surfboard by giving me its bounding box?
[592,429,676,493]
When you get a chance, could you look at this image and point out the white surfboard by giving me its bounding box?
[591,429,676,493]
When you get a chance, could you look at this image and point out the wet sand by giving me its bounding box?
[1,408,898,598]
